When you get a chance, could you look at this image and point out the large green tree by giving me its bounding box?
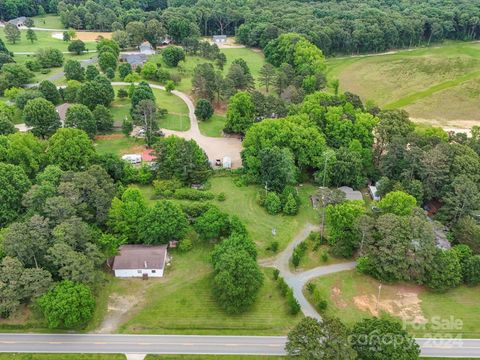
[224,91,255,134]
[46,128,95,171]
[351,317,420,360]
[259,146,297,192]
[23,98,61,138]
[37,280,95,329]
[0,163,31,227]
[154,136,210,185]
[64,104,97,138]
[138,200,188,244]
[286,316,357,360]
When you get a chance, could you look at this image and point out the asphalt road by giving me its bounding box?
[1,334,480,357]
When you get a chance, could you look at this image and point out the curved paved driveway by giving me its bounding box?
[112,82,243,168]
[260,223,356,320]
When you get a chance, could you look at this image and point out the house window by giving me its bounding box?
[137,270,141,274]
[152,270,156,273]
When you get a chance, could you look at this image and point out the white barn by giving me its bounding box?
[112,244,168,278]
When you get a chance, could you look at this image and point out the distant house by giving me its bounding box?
[119,53,147,68]
[424,199,443,217]
[112,244,168,278]
[139,41,155,55]
[212,35,227,44]
[8,17,26,27]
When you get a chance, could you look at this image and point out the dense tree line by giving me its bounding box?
[5,0,480,54]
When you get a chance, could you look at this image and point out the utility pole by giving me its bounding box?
[320,151,333,244]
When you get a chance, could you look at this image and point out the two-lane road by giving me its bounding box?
[1,334,480,357]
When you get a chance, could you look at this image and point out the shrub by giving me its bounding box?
[292,251,301,268]
[287,289,301,315]
[264,192,282,215]
[217,192,226,201]
[117,88,128,98]
[283,192,299,215]
[306,282,316,294]
[180,202,216,219]
[267,241,279,253]
[179,237,193,252]
[273,268,280,280]
[173,188,215,201]
[321,251,329,262]
[162,46,185,67]
[277,277,289,296]
[356,256,372,274]
[317,299,328,312]
[153,179,183,197]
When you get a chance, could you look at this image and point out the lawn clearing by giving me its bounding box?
[31,15,65,29]
[208,177,319,257]
[198,114,226,137]
[95,134,145,156]
[305,270,480,338]
[149,47,266,94]
[327,41,480,122]
[111,86,190,131]
[0,29,96,52]
[290,242,346,272]
[118,246,302,335]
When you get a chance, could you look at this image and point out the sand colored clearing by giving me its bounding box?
[351,284,426,324]
[95,134,124,141]
[51,31,111,42]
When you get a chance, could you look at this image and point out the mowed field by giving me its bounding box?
[117,246,302,335]
[327,41,480,126]
[305,270,480,338]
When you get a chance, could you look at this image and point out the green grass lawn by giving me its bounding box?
[118,245,302,335]
[208,177,319,257]
[1,29,96,53]
[138,177,320,257]
[111,87,190,131]
[304,270,480,338]
[31,15,65,29]
[326,40,480,122]
[149,47,266,94]
[198,114,226,137]
[290,241,346,272]
[95,135,145,156]
[0,355,125,360]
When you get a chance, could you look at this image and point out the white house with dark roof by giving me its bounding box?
[8,17,27,27]
[213,35,227,44]
[112,244,168,278]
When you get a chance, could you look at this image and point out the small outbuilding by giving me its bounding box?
[8,17,26,27]
[112,244,168,278]
[212,35,227,44]
[338,186,363,201]
[139,41,155,55]
[121,154,142,164]
[222,156,231,169]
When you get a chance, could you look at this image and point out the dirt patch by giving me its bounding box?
[124,144,146,155]
[331,286,348,309]
[95,134,124,140]
[353,284,426,323]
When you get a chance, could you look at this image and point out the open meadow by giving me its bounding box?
[305,270,480,338]
[327,41,480,127]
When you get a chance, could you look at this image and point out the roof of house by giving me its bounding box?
[120,53,147,66]
[56,103,72,123]
[338,186,363,201]
[112,244,167,270]
[213,35,227,39]
[8,17,26,25]
[142,149,156,162]
[139,41,153,50]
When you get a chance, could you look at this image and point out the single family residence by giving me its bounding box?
[119,53,147,68]
[212,35,227,44]
[8,17,27,27]
[112,244,168,278]
[139,41,156,55]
